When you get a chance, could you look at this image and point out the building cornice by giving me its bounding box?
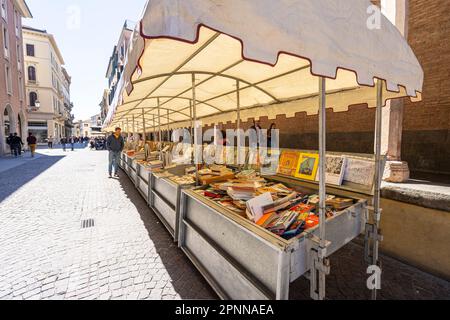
[13,0,32,18]
[23,26,65,65]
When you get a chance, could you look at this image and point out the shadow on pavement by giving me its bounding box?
[117,169,218,300]
[115,169,450,301]
[290,238,450,300]
[0,154,65,203]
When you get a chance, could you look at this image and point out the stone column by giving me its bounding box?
[381,0,411,182]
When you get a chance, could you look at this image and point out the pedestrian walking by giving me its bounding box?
[60,137,67,152]
[6,133,13,155]
[27,132,37,158]
[11,133,24,157]
[48,136,54,149]
[69,136,75,151]
[106,127,124,178]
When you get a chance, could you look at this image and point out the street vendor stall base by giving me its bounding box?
[105,0,423,300]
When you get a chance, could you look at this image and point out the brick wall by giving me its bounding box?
[202,0,449,181]
[402,0,450,177]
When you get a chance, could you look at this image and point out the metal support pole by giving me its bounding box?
[192,73,199,185]
[318,77,326,248]
[236,80,242,167]
[189,100,193,145]
[132,115,135,140]
[157,98,162,152]
[153,114,156,141]
[167,109,170,142]
[142,108,146,143]
[309,77,330,301]
[368,79,384,300]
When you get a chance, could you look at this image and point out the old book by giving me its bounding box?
[315,155,348,186]
[246,192,273,223]
[295,153,320,181]
[277,151,301,176]
[267,211,299,234]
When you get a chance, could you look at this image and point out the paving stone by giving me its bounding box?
[0,148,447,301]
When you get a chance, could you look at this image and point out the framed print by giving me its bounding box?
[295,153,319,181]
[277,151,301,176]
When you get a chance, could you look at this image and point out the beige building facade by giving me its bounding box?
[73,114,104,138]
[22,26,71,143]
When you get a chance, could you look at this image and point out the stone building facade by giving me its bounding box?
[0,0,32,156]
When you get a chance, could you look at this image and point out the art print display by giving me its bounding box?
[277,151,301,176]
[295,153,319,181]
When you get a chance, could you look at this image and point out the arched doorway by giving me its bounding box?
[18,114,23,138]
[2,105,15,155]
[4,108,11,137]
[18,111,27,139]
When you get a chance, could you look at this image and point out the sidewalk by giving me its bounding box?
[0,145,87,175]
[0,147,448,300]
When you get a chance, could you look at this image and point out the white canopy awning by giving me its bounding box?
[106,0,423,132]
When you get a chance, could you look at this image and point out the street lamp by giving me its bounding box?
[35,100,41,109]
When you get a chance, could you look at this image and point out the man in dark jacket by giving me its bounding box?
[60,137,67,152]
[11,133,24,157]
[106,127,125,178]
[6,133,13,155]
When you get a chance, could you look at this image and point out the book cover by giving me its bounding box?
[246,192,273,223]
[315,155,348,186]
[295,153,319,181]
[277,151,301,176]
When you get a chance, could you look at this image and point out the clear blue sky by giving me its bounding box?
[23,0,147,121]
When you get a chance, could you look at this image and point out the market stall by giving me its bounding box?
[105,0,423,300]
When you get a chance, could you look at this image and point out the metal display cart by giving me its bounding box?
[104,0,423,300]
[177,152,375,300]
[149,168,195,242]
[136,162,151,203]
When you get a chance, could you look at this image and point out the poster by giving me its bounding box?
[343,158,375,186]
[315,155,348,186]
[277,151,301,176]
[295,153,319,181]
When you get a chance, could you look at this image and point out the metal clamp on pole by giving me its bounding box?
[308,234,331,301]
[364,206,384,265]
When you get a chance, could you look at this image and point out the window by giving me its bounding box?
[28,121,47,128]
[26,44,34,56]
[3,25,9,59]
[28,65,36,81]
[18,76,24,101]
[16,43,21,70]
[29,92,38,107]
[5,65,12,95]
[1,0,7,21]
[14,10,20,37]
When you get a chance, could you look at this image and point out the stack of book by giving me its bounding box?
[265,211,299,236]
[227,182,263,201]
[146,160,164,170]
[326,198,354,210]
[169,175,196,185]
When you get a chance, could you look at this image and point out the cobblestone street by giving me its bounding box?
[0,148,449,300]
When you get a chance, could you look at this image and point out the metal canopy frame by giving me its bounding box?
[115,26,389,302]
[110,30,369,132]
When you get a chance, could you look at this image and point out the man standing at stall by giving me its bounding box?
[106,127,125,178]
